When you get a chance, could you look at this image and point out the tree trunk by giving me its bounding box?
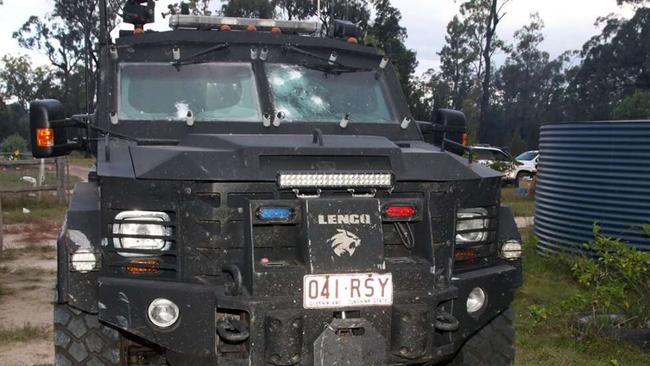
[477,0,498,144]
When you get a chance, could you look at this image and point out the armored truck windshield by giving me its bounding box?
[118,61,394,125]
[266,64,394,124]
[119,63,261,122]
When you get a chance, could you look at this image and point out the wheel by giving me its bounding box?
[448,308,515,366]
[515,172,532,188]
[54,304,121,366]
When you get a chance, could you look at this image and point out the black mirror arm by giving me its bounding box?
[51,114,140,144]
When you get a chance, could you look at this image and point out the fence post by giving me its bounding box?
[56,158,66,203]
[0,195,4,253]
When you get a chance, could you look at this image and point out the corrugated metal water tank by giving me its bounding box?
[535,121,650,254]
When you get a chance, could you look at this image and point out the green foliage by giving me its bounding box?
[508,134,527,156]
[0,134,29,154]
[0,55,58,109]
[642,223,650,237]
[612,90,650,120]
[221,0,275,18]
[570,228,650,328]
[488,159,517,175]
[0,103,28,143]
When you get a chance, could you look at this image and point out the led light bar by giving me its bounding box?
[278,172,393,189]
[170,15,320,33]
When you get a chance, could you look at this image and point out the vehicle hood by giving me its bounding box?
[97,133,500,182]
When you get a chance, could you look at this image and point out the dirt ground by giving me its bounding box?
[0,222,58,366]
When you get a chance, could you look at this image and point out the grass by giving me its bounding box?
[0,324,50,344]
[502,187,536,217]
[68,151,96,168]
[514,229,650,365]
[1,194,68,225]
[0,168,82,190]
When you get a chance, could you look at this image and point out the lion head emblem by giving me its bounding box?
[328,229,361,257]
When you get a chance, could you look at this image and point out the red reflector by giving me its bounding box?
[385,205,416,218]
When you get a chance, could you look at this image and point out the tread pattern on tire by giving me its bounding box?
[454,308,516,366]
[54,304,121,366]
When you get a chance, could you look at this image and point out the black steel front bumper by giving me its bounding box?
[97,263,521,365]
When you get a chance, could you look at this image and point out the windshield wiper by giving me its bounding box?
[300,62,370,75]
[282,45,371,74]
[172,42,230,69]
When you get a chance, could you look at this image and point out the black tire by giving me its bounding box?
[54,304,122,366]
[449,308,515,366]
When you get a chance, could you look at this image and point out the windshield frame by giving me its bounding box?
[101,33,423,142]
[116,61,263,123]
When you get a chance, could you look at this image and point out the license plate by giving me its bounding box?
[303,273,393,309]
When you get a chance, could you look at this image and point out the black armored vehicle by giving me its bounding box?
[30,1,522,365]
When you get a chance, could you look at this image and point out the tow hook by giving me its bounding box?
[216,318,250,343]
[222,264,243,296]
[435,312,460,332]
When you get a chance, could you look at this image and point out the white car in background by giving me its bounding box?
[471,147,539,186]
[513,150,539,184]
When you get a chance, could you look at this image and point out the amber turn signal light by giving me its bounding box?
[462,133,469,146]
[126,259,160,273]
[36,128,54,148]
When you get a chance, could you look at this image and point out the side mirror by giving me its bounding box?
[30,100,74,158]
[418,109,468,150]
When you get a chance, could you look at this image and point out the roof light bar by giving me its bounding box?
[278,172,393,189]
[170,15,320,33]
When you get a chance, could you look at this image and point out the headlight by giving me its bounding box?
[456,208,489,243]
[112,211,172,256]
[466,287,487,313]
[148,298,180,328]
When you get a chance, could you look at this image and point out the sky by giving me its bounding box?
[0,0,636,74]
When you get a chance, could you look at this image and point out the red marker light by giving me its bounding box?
[385,205,416,219]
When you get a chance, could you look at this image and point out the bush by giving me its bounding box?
[570,225,650,329]
[0,133,29,155]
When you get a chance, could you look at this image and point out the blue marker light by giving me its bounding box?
[258,207,293,221]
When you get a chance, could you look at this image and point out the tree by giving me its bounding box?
[273,0,316,20]
[495,14,570,148]
[318,0,371,35]
[14,15,84,110]
[13,1,125,113]
[367,0,420,116]
[0,55,58,109]
[0,103,29,143]
[459,0,510,144]
[612,90,650,119]
[616,0,649,8]
[436,15,477,110]
[566,8,650,121]
[221,0,275,18]
[166,0,215,16]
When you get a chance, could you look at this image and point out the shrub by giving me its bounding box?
[0,133,28,154]
[570,225,650,328]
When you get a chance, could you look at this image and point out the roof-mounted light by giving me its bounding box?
[169,15,319,34]
[278,172,393,189]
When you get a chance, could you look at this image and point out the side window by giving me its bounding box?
[474,150,494,161]
[493,151,511,161]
